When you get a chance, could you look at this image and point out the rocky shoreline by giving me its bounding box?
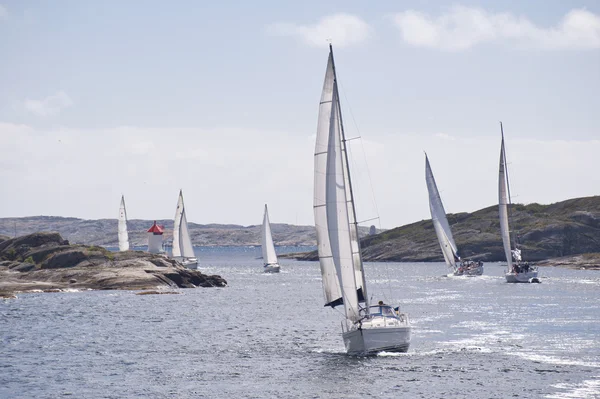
[0,232,226,298]
[280,196,600,267]
[280,250,600,270]
[532,253,600,270]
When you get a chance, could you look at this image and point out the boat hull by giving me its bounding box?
[342,325,411,356]
[175,257,198,270]
[264,264,280,273]
[454,264,484,276]
[505,269,539,283]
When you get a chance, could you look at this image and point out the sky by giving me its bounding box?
[1,0,599,228]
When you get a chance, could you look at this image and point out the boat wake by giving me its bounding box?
[508,352,600,369]
[377,351,409,357]
[379,346,494,358]
[546,376,600,399]
[309,347,347,356]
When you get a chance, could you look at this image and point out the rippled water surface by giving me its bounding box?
[2,248,600,398]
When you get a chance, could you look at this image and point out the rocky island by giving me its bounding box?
[0,232,226,298]
[286,196,600,268]
[0,216,376,248]
[2,196,599,272]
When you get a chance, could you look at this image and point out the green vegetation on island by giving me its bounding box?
[290,196,600,264]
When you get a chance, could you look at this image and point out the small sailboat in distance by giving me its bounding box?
[425,154,483,276]
[313,45,411,356]
[118,195,129,251]
[261,204,280,273]
[172,190,198,269]
[498,123,539,283]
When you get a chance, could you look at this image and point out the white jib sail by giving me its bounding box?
[325,81,360,322]
[179,209,195,258]
[498,138,513,272]
[261,205,278,265]
[172,190,195,259]
[425,155,458,268]
[118,195,129,251]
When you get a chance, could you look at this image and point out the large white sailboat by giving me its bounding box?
[261,204,281,273]
[425,154,483,276]
[313,45,411,356]
[172,190,198,269]
[118,195,130,252]
[498,123,539,283]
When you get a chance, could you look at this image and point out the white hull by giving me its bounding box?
[505,269,539,283]
[264,264,280,273]
[343,325,411,356]
[175,257,198,270]
[342,313,411,356]
[454,264,484,276]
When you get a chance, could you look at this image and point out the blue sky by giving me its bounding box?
[1,1,599,227]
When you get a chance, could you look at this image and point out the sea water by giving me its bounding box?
[1,247,599,398]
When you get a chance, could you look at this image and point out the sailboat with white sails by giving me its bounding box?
[498,123,539,283]
[172,190,198,269]
[425,154,483,276]
[313,45,411,356]
[261,204,280,273]
[118,195,130,252]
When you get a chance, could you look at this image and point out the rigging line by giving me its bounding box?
[333,303,346,318]
[337,72,395,307]
[347,138,394,304]
[357,134,393,302]
[336,76,382,225]
[358,132,382,230]
[501,122,519,251]
[357,217,380,224]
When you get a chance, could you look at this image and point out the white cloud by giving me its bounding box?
[24,91,74,117]
[0,5,7,19]
[0,124,316,226]
[0,122,599,229]
[392,6,600,51]
[268,13,371,48]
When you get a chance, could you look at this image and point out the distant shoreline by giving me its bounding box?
[280,251,600,270]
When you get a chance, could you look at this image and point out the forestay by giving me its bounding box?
[425,155,458,268]
[261,205,278,265]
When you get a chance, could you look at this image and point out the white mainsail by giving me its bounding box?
[425,155,458,269]
[172,190,195,259]
[498,129,514,272]
[118,195,129,252]
[261,204,278,265]
[313,46,365,322]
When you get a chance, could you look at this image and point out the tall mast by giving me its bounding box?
[500,122,518,252]
[329,44,370,311]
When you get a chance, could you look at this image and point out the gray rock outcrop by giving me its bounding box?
[0,232,226,296]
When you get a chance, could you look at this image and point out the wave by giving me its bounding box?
[545,376,600,399]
